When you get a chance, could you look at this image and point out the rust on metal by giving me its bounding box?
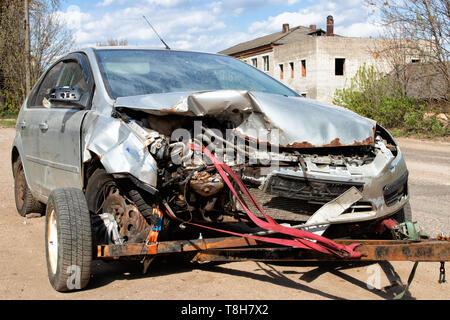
[97,243,157,258]
[235,133,374,150]
[437,234,450,241]
[190,171,224,197]
[191,240,450,263]
[97,235,450,262]
[97,236,258,258]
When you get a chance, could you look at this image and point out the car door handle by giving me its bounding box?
[39,122,49,131]
[18,120,27,129]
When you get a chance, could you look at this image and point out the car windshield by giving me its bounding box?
[95,49,298,98]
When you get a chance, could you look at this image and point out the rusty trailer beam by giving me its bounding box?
[191,240,450,262]
[97,236,258,258]
[97,236,450,262]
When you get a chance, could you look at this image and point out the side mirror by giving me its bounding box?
[48,86,82,103]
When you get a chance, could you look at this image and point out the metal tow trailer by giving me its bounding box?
[97,236,450,263]
[96,233,450,293]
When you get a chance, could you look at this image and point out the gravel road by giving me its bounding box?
[0,128,448,300]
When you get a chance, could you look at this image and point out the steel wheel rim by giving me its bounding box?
[47,209,58,274]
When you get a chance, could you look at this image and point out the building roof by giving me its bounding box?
[218,26,325,56]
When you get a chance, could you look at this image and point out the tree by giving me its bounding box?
[367,0,450,101]
[333,64,448,137]
[96,39,129,47]
[29,1,74,85]
[0,0,74,113]
[0,0,27,110]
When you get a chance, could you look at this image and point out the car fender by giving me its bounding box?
[82,113,158,188]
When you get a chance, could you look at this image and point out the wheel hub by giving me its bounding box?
[99,188,151,244]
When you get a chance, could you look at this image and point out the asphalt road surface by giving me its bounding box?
[0,128,448,300]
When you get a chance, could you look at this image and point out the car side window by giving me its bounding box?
[57,61,89,94]
[31,62,63,108]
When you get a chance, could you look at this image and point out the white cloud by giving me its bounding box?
[248,0,386,38]
[96,0,115,7]
[56,5,91,31]
[335,22,384,38]
[57,0,387,53]
[249,11,323,34]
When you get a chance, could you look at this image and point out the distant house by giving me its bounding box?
[219,16,407,104]
[393,62,450,102]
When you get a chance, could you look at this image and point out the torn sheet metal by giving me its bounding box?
[83,114,158,187]
[301,187,363,236]
[115,90,376,148]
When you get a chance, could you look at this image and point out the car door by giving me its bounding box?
[36,54,94,197]
[17,61,64,197]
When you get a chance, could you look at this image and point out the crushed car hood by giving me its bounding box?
[115,90,376,148]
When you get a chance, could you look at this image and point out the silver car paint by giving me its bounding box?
[12,47,408,224]
[116,90,377,148]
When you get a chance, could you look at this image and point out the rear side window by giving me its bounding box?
[32,62,63,107]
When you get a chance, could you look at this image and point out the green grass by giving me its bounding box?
[0,119,16,128]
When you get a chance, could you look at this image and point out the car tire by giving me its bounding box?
[393,200,413,223]
[85,168,115,214]
[86,168,159,225]
[45,188,92,292]
[13,156,45,217]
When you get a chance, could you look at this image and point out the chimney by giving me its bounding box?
[309,25,317,30]
[326,15,334,36]
[282,23,290,33]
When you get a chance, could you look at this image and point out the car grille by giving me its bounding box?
[245,187,373,223]
[264,174,364,203]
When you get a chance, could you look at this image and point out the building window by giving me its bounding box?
[279,64,284,80]
[251,58,257,68]
[263,55,269,72]
[335,58,345,76]
[301,60,306,77]
[289,62,294,79]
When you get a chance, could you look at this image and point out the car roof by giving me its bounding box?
[78,46,224,56]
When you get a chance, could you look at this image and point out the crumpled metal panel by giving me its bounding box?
[84,114,158,187]
[242,91,376,148]
[115,90,376,148]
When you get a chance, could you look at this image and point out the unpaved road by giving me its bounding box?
[0,128,449,300]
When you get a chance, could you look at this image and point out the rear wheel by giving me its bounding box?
[45,188,92,292]
[13,156,44,217]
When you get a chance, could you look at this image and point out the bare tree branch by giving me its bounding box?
[367,0,450,101]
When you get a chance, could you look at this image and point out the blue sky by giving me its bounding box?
[58,0,382,53]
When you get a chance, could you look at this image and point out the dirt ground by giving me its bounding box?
[0,128,449,300]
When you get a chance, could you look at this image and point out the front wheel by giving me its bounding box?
[393,200,413,223]
[45,188,92,292]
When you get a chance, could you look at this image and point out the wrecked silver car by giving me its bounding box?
[11,48,410,291]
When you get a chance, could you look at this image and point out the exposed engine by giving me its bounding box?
[110,108,386,232]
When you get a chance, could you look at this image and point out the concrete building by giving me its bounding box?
[219,16,393,104]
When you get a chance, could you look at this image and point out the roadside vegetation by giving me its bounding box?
[0,0,73,117]
[333,65,449,138]
[334,0,449,138]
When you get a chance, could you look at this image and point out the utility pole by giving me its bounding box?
[24,0,31,95]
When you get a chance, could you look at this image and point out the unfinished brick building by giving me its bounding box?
[219,16,399,104]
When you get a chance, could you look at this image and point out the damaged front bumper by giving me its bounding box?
[249,138,409,224]
[83,89,410,228]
